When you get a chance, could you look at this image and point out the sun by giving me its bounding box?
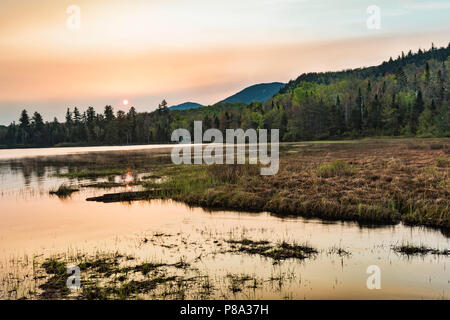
[122,99,129,106]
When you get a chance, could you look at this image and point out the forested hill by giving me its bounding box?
[0,44,448,148]
[269,44,449,140]
[217,82,285,104]
[280,44,450,93]
[169,102,203,111]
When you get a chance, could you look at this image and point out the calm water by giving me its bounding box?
[0,146,449,299]
[0,144,174,160]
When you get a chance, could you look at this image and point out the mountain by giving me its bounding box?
[217,82,285,104]
[169,102,203,111]
[279,45,450,94]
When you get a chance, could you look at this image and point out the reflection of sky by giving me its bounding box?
[0,0,449,124]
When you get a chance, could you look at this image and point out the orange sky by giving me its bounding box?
[0,0,449,123]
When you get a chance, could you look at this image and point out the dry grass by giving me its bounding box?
[149,139,450,228]
[317,159,355,177]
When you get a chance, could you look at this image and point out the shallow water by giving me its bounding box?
[0,144,174,160]
[0,146,449,299]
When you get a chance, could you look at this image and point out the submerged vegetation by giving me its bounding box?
[7,228,444,300]
[0,237,284,299]
[393,243,450,256]
[225,238,317,261]
[4,233,337,300]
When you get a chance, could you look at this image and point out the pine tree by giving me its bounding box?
[104,105,115,122]
[19,109,30,144]
[19,110,30,129]
[65,108,73,126]
[73,107,81,125]
[31,112,45,145]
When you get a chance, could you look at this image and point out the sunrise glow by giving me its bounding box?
[0,0,449,124]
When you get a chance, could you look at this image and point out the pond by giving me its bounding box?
[0,146,448,299]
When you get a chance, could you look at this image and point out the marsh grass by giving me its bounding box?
[328,245,351,257]
[208,164,261,183]
[393,243,450,256]
[226,238,317,261]
[227,274,255,293]
[32,248,204,300]
[49,185,79,197]
[269,241,318,260]
[436,158,450,168]
[39,258,70,299]
[143,163,261,198]
[135,139,450,228]
[133,262,167,275]
[36,252,177,300]
[317,159,355,178]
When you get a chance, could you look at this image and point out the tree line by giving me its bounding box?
[0,44,448,148]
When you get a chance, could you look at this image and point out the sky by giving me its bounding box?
[0,0,449,124]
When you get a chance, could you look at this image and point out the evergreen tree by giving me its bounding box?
[19,110,30,144]
[127,107,137,143]
[31,111,45,145]
[73,107,82,125]
[104,105,115,122]
[65,108,73,126]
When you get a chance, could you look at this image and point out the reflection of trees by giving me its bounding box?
[0,149,173,186]
[440,228,450,238]
[36,165,46,181]
[21,165,32,186]
[3,160,51,187]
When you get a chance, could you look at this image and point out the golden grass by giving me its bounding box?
[147,139,450,228]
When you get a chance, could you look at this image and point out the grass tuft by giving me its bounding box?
[49,185,79,197]
[317,159,355,177]
[436,158,450,168]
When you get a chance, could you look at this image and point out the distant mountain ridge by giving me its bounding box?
[169,102,203,111]
[168,82,285,110]
[217,82,285,104]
